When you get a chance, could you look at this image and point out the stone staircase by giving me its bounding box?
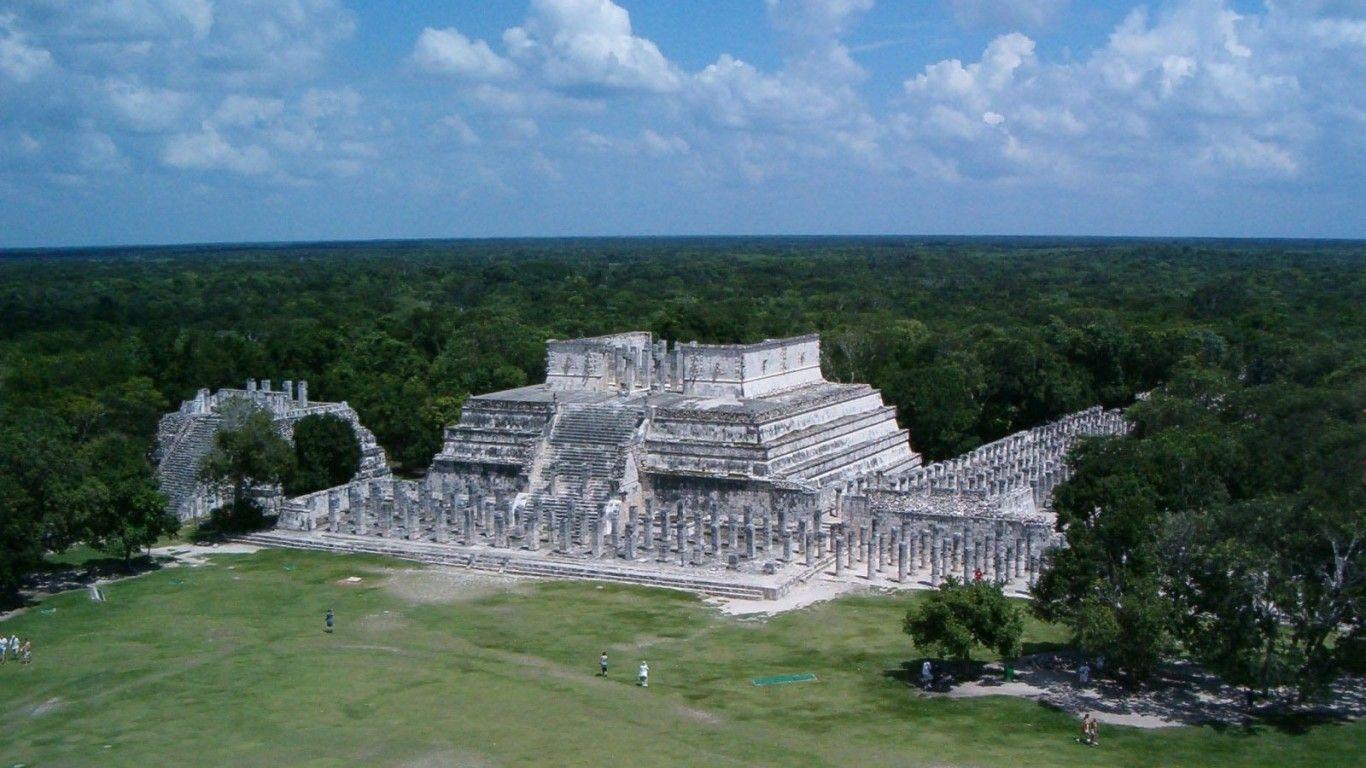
[156,413,221,519]
[235,529,803,600]
[528,404,643,519]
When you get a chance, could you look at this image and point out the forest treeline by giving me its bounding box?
[2,238,1363,671]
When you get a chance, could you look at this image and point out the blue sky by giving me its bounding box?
[0,0,1362,247]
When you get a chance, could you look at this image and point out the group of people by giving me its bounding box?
[0,634,32,665]
[1078,714,1101,746]
[598,651,649,687]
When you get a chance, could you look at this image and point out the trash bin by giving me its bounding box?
[1004,665,1015,681]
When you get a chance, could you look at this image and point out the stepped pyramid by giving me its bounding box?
[430,332,920,519]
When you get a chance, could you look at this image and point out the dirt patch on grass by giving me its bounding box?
[382,568,527,605]
[676,705,722,725]
[358,610,408,633]
[398,749,496,768]
[31,696,62,717]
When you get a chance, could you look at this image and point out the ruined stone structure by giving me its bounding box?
[426,332,921,540]
[162,334,1134,599]
[836,406,1130,587]
[154,380,390,521]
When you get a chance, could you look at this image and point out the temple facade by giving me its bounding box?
[428,332,922,526]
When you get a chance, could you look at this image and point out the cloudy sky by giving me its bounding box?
[1,0,1362,247]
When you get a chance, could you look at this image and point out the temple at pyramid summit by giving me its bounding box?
[429,332,923,527]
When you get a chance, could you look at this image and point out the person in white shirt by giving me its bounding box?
[637,661,649,687]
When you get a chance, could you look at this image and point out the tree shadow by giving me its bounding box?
[7,553,167,611]
[1021,640,1070,657]
[883,658,986,690]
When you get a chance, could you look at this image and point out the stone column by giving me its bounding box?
[804,531,814,566]
[782,532,793,562]
[676,522,687,565]
[898,541,909,584]
[435,500,450,544]
[710,520,721,554]
[728,516,739,551]
[328,490,341,534]
[930,533,941,585]
[834,537,844,576]
[866,540,876,580]
[642,500,654,549]
[1015,537,1025,578]
[847,529,856,570]
[623,523,636,560]
[591,517,604,557]
[744,523,756,559]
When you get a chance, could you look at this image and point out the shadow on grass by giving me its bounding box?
[1021,640,1071,657]
[883,659,988,691]
[6,553,167,611]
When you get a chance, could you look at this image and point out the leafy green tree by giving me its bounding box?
[80,435,178,567]
[286,413,360,496]
[198,401,294,531]
[904,578,1024,667]
[0,410,104,598]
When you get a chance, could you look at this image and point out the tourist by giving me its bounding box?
[1088,717,1099,746]
[325,608,334,634]
[1078,714,1092,745]
[599,651,609,677]
[20,640,32,664]
[1077,662,1090,685]
[920,660,933,689]
[638,661,649,688]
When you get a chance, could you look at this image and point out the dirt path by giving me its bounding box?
[925,655,1366,729]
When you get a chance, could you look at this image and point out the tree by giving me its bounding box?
[198,401,294,531]
[286,413,361,496]
[1036,370,1363,695]
[0,409,104,599]
[80,434,178,568]
[904,578,1024,668]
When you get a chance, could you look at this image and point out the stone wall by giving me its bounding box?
[154,379,391,521]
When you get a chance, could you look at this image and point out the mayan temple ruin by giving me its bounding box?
[154,380,391,521]
[158,333,1129,599]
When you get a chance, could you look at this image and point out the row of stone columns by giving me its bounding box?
[822,517,1050,586]
[323,481,846,571]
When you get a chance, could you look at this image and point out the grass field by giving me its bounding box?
[1,549,1359,767]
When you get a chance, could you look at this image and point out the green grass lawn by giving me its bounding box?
[0,549,1358,767]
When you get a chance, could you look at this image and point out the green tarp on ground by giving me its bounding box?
[752,673,817,686]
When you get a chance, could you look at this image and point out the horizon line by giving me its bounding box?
[4,232,1364,256]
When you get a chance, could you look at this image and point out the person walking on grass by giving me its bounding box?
[638,661,649,688]
[1086,717,1099,747]
[1078,714,1092,745]
[325,608,334,634]
[599,651,609,677]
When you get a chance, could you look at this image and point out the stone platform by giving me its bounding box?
[237,528,835,600]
